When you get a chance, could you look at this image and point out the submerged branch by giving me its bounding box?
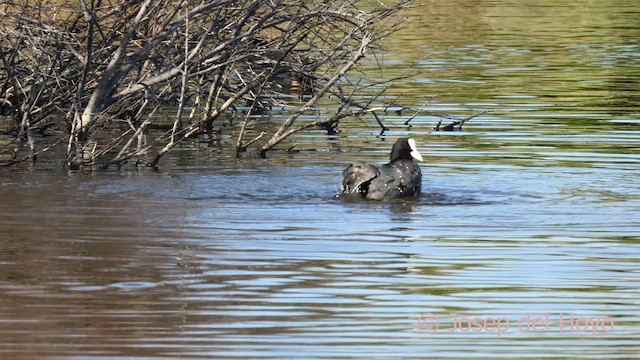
[434,110,487,131]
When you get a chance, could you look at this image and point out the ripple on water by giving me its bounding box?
[1,0,640,358]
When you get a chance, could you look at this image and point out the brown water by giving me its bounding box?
[1,0,640,358]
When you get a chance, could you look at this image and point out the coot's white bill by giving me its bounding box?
[408,138,423,161]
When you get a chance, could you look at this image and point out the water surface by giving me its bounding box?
[1,0,640,358]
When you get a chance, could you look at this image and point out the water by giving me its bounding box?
[1,0,640,358]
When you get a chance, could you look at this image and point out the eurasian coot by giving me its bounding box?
[341,138,423,200]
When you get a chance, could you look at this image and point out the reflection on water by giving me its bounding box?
[1,0,640,358]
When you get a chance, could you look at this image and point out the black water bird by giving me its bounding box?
[341,138,423,200]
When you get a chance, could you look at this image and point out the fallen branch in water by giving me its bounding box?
[434,110,488,131]
[235,119,266,158]
[404,93,439,126]
[258,33,374,157]
[0,139,63,167]
[1,0,417,169]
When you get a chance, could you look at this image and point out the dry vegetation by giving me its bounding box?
[0,0,415,169]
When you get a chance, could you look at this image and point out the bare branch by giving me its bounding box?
[1,0,418,168]
[258,33,373,157]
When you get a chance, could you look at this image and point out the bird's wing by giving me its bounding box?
[341,161,379,195]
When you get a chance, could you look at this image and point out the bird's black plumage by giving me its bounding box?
[341,138,423,200]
